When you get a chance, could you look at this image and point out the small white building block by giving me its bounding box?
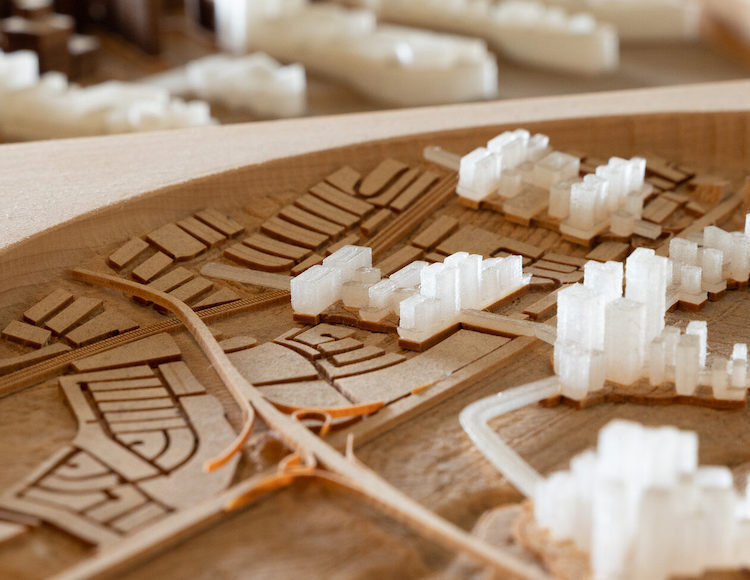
[322,245,372,283]
[533,151,580,190]
[648,337,665,386]
[548,179,579,219]
[487,129,530,169]
[685,320,707,368]
[584,260,623,305]
[290,265,342,316]
[556,283,606,351]
[604,297,646,385]
[389,261,426,288]
[457,147,503,202]
[675,333,700,395]
[625,248,668,343]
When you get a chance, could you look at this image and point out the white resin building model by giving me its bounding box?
[290,245,530,343]
[534,420,750,580]
[184,53,306,118]
[548,0,702,41]
[0,50,214,140]
[344,0,619,75]
[213,0,498,106]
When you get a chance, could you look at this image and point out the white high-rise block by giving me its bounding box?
[670,237,699,266]
[548,179,578,219]
[389,261,426,288]
[497,169,522,199]
[731,357,747,390]
[457,147,503,201]
[680,264,702,295]
[624,192,643,219]
[584,260,623,304]
[557,283,606,350]
[686,320,707,368]
[533,151,580,190]
[368,278,396,310]
[661,326,680,368]
[399,293,442,336]
[745,213,750,236]
[733,343,747,361]
[486,129,529,169]
[648,338,665,386]
[322,245,372,283]
[341,281,372,308]
[290,265,342,315]
[675,334,700,395]
[445,252,483,310]
[625,248,668,343]
[604,298,646,385]
[711,357,731,400]
[526,133,550,161]
[558,341,605,400]
[610,209,636,237]
[0,50,38,92]
[567,180,600,230]
[702,248,724,285]
[353,266,381,284]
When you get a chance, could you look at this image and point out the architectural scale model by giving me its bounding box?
[3,107,750,579]
[214,0,498,106]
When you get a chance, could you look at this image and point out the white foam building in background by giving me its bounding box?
[341,0,619,75]
[534,419,750,580]
[183,53,306,118]
[547,0,702,42]
[213,0,498,107]
[290,245,529,341]
[0,50,215,140]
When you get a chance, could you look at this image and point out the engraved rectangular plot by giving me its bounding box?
[586,241,630,263]
[295,194,360,228]
[224,243,294,272]
[105,408,181,423]
[159,361,206,396]
[169,277,213,304]
[336,330,508,404]
[361,208,392,237]
[194,208,244,237]
[110,503,167,534]
[87,377,163,391]
[93,387,171,402]
[176,217,225,247]
[390,170,439,212]
[2,320,51,348]
[146,223,206,261]
[243,233,311,261]
[45,297,102,336]
[227,342,318,385]
[279,205,345,238]
[309,182,374,216]
[73,333,181,372]
[261,217,329,250]
[437,226,503,257]
[108,237,150,270]
[325,165,360,195]
[109,417,187,433]
[502,186,549,226]
[332,345,384,366]
[23,288,74,324]
[320,353,405,381]
[411,215,458,250]
[131,252,173,283]
[260,380,352,409]
[97,398,174,412]
[317,337,363,356]
[359,159,408,197]
[65,311,139,347]
[148,267,194,293]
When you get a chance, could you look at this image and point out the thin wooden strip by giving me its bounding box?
[525,267,583,284]
[23,288,75,325]
[291,253,324,276]
[176,217,225,247]
[325,233,361,256]
[370,167,420,207]
[168,277,213,304]
[105,408,181,423]
[331,345,384,366]
[146,223,207,261]
[98,398,174,412]
[497,237,545,260]
[523,288,565,320]
[148,267,195,294]
[2,320,51,348]
[93,387,171,402]
[295,194,359,228]
[87,378,164,392]
[65,311,138,347]
[361,208,393,237]
[586,241,631,262]
[108,238,150,271]
[411,215,459,250]
[325,165,360,195]
[66,366,155,384]
[459,310,556,344]
[437,225,503,257]
[309,182,374,216]
[501,186,549,226]
[72,333,181,372]
[109,417,187,433]
[317,337,363,356]
[541,253,587,267]
[261,217,329,250]
[279,205,345,238]
[131,252,173,283]
[192,287,241,310]
[45,297,102,335]
[390,170,439,213]
[194,208,244,237]
[0,343,71,375]
[159,361,207,396]
[321,352,406,380]
[0,521,27,543]
[642,196,680,224]
[532,260,578,274]
[242,233,310,261]
[375,245,424,276]
[219,336,258,353]
[224,244,295,272]
[359,159,408,197]
[645,154,688,183]
[201,262,291,290]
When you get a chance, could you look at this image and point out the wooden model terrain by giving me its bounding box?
[2,84,750,579]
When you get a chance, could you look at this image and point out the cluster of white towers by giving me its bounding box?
[535,419,750,580]
[290,245,529,341]
[556,216,750,401]
[0,50,214,140]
